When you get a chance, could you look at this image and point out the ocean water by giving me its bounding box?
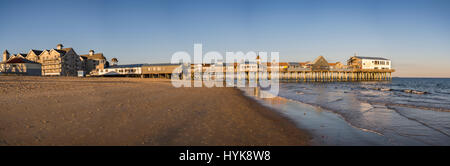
[245,78,450,145]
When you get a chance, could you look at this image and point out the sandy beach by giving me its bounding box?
[0,76,309,146]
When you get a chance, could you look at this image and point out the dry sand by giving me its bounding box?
[0,76,309,146]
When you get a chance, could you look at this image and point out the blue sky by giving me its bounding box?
[1,0,449,77]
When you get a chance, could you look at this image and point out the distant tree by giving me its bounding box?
[111,58,118,66]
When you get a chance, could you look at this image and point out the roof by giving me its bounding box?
[354,56,389,60]
[59,48,73,52]
[288,62,301,66]
[106,64,145,68]
[260,62,288,66]
[3,50,9,55]
[80,53,106,60]
[54,50,66,55]
[40,50,48,55]
[312,56,327,64]
[17,53,28,58]
[142,63,181,67]
[1,57,40,64]
[279,62,289,66]
[52,48,73,56]
[29,50,43,56]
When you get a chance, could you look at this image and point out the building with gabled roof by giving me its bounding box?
[0,57,42,76]
[16,53,28,59]
[287,62,310,72]
[328,62,345,69]
[308,56,330,71]
[2,44,111,76]
[79,50,107,75]
[26,49,44,62]
[40,44,84,76]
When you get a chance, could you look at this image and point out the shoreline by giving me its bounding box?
[240,87,391,145]
[0,76,310,146]
[243,79,450,146]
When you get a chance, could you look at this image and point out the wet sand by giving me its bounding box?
[0,76,309,146]
[241,87,391,145]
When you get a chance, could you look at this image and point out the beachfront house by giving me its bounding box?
[15,53,28,59]
[328,62,346,70]
[3,44,111,77]
[347,56,391,70]
[0,57,42,76]
[40,44,84,76]
[26,49,44,63]
[80,50,108,75]
[308,56,330,71]
[287,62,309,72]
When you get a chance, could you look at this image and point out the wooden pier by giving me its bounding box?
[104,67,394,82]
[94,55,395,82]
[276,69,395,82]
[99,58,395,82]
[184,68,395,82]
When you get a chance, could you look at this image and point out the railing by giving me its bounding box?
[42,62,61,65]
[42,67,62,70]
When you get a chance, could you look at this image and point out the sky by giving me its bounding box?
[0,0,449,77]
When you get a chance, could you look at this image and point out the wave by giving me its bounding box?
[436,90,450,95]
[273,94,385,137]
[364,86,430,95]
[241,86,388,137]
[387,105,450,138]
[363,101,450,113]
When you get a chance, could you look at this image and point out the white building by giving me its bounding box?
[348,56,391,70]
[97,64,143,76]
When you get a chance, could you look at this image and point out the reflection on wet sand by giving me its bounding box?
[242,78,450,145]
[242,87,391,145]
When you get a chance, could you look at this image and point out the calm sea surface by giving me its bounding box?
[245,78,450,145]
